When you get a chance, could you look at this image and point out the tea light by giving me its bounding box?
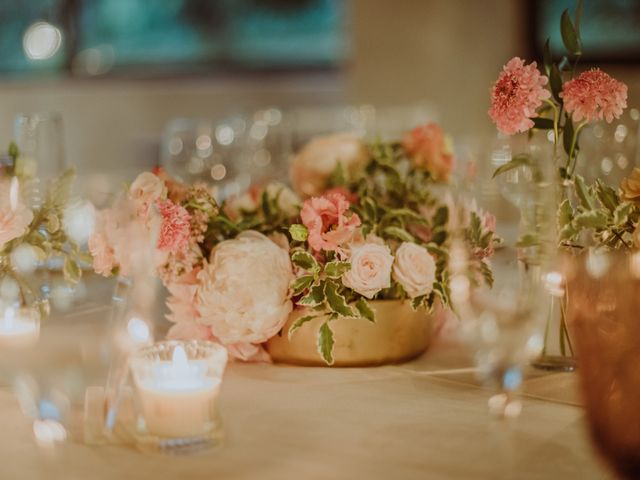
[130,341,227,440]
[0,306,40,348]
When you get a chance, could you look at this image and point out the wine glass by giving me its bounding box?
[448,137,556,417]
[160,108,291,202]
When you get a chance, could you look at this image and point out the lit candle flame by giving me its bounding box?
[9,177,19,212]
[172,345,189,370]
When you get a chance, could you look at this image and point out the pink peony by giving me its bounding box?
[489,57,550,135]
[402,123,455,180]
[156,200,191,255]
[290,133,369,197]
[300,192,361,253]
[342,242,394,298]
[167,321,213,342]
[197,231,293,345]
[129,172,167,216]
[0,178,33,247]
[392,242,436,299]
[561,69,628,123]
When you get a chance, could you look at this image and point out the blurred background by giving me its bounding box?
[0,0,638,191]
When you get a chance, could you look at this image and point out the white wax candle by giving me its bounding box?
[135,346,221,438]
[0,307,39,348]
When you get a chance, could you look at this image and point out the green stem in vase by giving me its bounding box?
[568,120,587,176]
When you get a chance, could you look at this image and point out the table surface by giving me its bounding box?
[0,332,613,480]
[0,274,613,480]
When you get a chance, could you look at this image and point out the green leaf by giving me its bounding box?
[542,38,552,76]
[325,261,351,279]
[479,261,494,288]
[354,298,375,322]
[387,208,426,223]
[573,210,608,229]
[290,275,314,296]
[492,154,530,178]
[288,314,318,339]
[532,117,555,130]
[411,295,426,311]
[560,9,581,55]
[425,243,447,258]
[550,64,563,103]
[433,206,448,227]
[48,169,76,210]
[289,224,309,242]
[298,283,325,307]
[63,256,81,284]
[559,223,578,241]
[330,161,346,187]
[557,198,573,228]
[324,281,354,317]
[362,197,377,222]
[291,250,319,273]
[614,202,633,226]
[8,142,19,162]
[317,322,335,365]
[383,226,415,242]
[574,175,595,210]
[594,179,618,213]
[516,233,541,248]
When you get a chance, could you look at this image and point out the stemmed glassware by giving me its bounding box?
[449,136,556,417]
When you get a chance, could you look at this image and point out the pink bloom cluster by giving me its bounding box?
[402,123,455,180]
[489,57,550,135]
[561,69,628,123]
[156,199,191,255]
[301,192,361,253]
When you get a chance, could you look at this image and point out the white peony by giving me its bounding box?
[290,133,369,197]
[392,242,436,299]
[197,231,294,345]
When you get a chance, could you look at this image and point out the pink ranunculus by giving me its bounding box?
[0,179,33,247]
[342,242,394,299]
[197,231,294,345]
[561,69,628,123]
[392,242,436,299]
[489,57,551,135]
[88,209,117,276]
[402,123,455,180]
[156,200,191,255]
[290,133,370,197]
[129,172,167,216]
[300,192,361,253]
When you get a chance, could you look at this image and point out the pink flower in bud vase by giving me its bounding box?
[0,179,33,247]
[88,209,117,276]
[402,123,455,180]
[301,192,361,253]
[156,200,191,255]
[561,69,628,123]
[489,57,550,135]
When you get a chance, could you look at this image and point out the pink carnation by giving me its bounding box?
[156,200,191,255]
[561,69,628,123]
[489,57,550,135]
[301,192,361,253]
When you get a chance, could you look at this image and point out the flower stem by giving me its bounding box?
[568,121,588,176]
[544,99,560,156]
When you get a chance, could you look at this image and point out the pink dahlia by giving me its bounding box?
[489,57,550,135]
[301,191,361,253]
[561,69,628,123]
[156,200,191,255]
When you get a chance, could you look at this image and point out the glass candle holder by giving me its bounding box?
[0,300,40,349]
[129,340,228,453]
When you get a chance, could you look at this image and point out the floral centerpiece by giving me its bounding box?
[0,143,90,321]
[488,0,629,365]
[90,124,499,365]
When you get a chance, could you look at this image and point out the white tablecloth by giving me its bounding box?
[0,335,611,480]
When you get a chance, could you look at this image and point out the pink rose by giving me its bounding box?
[129,172,167,216]
[0,178,33,247]
[342,242,394,298]
[88,209,117,276]
[301,192,361,253]
[402,123,455,180]
[290,133,369,197]
[392,242,436,299]
[197,231,293,345]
